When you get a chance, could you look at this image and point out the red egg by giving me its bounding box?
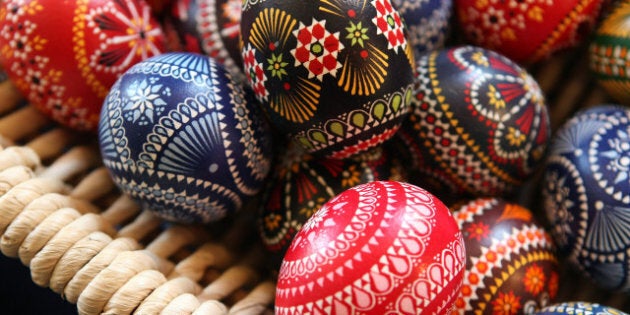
[0,0,167,130]
[455,0,606,64]
[451,198,560,314]
[276,180,466,314]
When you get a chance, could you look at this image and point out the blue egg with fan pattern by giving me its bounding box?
[98,52,274,224]
[542,105,630,293]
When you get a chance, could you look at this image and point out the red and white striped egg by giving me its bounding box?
[276,180,466,314]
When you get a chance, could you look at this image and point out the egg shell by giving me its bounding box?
[392,0,452,55]
[276,180,465,314]
[542,105,630,293]
[98,52,274,224]
[590,2,630,104]
[240,0,415,159]
[0,0,166,131]
[451,198,560,314]
[534,301,628,315]
[455,0,606,65]
[258,141,406,268]
[398,46,551,198]
[164,0,244,81]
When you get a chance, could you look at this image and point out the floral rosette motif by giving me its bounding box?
[240,0,415,158]
[0,0,166,130]
[455,0,606,64]
[451,198,560,314]
[542,105,630,293]
[398,45,550,199]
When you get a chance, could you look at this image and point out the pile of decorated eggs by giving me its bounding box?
[397,45,551,201]
[542,105,630,293]
[1,0,630,313]
[455,0,606,65]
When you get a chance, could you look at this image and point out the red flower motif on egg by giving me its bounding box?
[371,0,406,52]
[523,264,546,295]
[291,19,344,81]
[491,291,522,315]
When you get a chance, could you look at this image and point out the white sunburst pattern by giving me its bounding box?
[86,0,164,74]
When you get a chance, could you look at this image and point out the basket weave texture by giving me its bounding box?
[0,42,628,314]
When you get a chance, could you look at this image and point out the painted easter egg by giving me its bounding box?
[397,46,551,199]
[590,2,630,104]
[258,141,406,268]
[276,180,466,314]
[451,198,560,314]
[455,0,606,65]
[164,0,244,81]
[0,0,166,131]
[98,52,274,224]
[240,0,415,159]
[534,301,629,315]
[542,105,630,293]
[392,0,452,55]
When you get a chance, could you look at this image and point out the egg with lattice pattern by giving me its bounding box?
[98,52,274,224]
[397,45,550,200]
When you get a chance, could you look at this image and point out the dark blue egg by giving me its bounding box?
[542,105,630,293]
[534,301,628,315]
[392,0,452,55]
[98,52,274,224]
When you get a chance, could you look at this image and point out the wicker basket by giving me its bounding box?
[0,38,628,315]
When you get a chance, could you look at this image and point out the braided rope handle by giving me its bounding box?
[0,80,276,314]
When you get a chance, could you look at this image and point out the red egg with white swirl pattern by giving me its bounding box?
[276,180,466,314]
[0,0,166,130]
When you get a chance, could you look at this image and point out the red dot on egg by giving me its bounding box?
[284,82,291,90]
[360,50,369,59]
[347,9,356,18]
[269,42,276,51]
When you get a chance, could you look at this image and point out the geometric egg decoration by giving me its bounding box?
[590,1,630,105]
[454,0,606,65]
[276,180,466,314]
[240,0,415,159]
[533,301,629,315]
[164,0,244,81]
[391,0,452,55]
[258,141,406,268]
[98,52,274,224]
[451,198,561,314]
[542,105,630,293]
[398,46,551,199]
[0,0,167,131]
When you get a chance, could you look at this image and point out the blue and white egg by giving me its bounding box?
[542,105,630,293]
[392,0,452,55]
[98,52,274,224]
[533,301,628,315]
